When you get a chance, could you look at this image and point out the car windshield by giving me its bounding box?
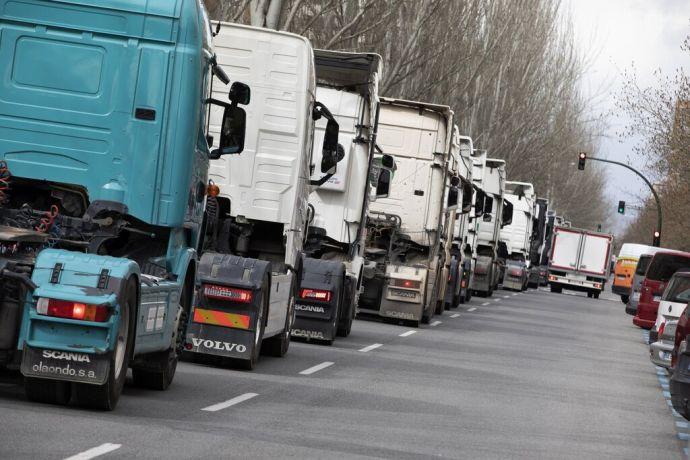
[663,274,690,303]
[635,255,652,276]
[646,254,690,282]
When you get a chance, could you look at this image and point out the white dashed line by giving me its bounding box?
[399,330,417,337]
[299,361,335,375]
[467,307,477,312]
[359,343,383,353]
[201,392,259,412]
[64,443,122,460]
[512,293,519,296]
[494,298,500,302]
[503,295,510,299]
[430,320,442,327]
[482,302,490,306]
[451,313,460,318]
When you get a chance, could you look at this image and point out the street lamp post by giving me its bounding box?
[577,154,662,247]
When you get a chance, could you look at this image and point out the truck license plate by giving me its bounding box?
[390,289,416,299]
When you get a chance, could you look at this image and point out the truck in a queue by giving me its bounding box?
[294,50,394,344]
[359,99,458,326]
[470,157,512,297]
[527,198,549,287]
[547,226,613,298]
[443,134,475,309]
[499,182,535,291]
[0,0,243,409]
[184,23,343,368]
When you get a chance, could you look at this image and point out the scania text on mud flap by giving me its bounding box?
[192,24,345,369]
[296,50,390,344]
[360,99,455,327]
[0,0,248,410]
[499,182,536,291]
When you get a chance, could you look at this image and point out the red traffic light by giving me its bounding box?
[577,152,586,170]
[579,152,586,160]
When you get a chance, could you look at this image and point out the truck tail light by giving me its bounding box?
[390,279,422,289]
[204,284,253,303]
[509,268,522,277]
[658,321,666,340]
[36,298,110,322]
[299,288,332,302]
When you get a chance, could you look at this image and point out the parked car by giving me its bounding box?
[670,304,690,420]
[625,253,654,316]
[633,251,690,333]
[613,243,659,304]
[651,271,690,343]
[650,318,678,369]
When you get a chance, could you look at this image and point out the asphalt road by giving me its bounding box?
[0,287,684,459]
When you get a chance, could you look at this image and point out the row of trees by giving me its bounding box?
[204,0,609,228]
[616,35,690,251]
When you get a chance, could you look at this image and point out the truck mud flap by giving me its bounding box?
[186,252,271,360]
[185,324,254,359]
[292,258,344,342]
[21,346,110,385]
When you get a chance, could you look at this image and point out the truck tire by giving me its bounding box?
[621,295,629,304]
[593,291,600,299]
[24,377,71,406]
[262,276,294,358]
[73,278,136,411]
[132,305,184,389]
[337,276,353,338]
[550,285,562,294]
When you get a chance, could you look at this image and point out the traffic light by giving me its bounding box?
[653,230,661,247]
[617,200,625,214]
[577,152,586,170]
[597,224,602,232]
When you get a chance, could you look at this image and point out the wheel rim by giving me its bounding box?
[114,296,130,380]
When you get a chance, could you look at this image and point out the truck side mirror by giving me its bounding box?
[483,195,494,215]
[320,119,342,173]
[229,82,250,105]
[376,169,392,198]
[461,182,473,214]
[210,105,246,159]
[381,154,395,169]
[483,214,492,222]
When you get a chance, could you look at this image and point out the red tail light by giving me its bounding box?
[36,298,110,322]
[509,269,522,277]
[658,321,666,339]
[204,284,253,303]
[299,288,332,302]
[390,279,422,289]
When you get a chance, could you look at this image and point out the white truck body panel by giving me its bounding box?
[370,101,450,247]
[580,234,611,276]
[210,23,314,268]
[551,230,582,271]
[500,182,535,258]
[309,87,369,245]
[475,159,506,248]
[548,227,613,291]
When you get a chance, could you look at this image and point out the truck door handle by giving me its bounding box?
[581,265,587,269]
[569,263,576,267]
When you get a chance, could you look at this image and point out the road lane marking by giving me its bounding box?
[512,293,519,296]
[467,307,477,312]
[451,313,460,318]
[494,298,500,302]
[201,392,259,412]
[299,361,334,375]
[359,343,383,353]
[64,443,122,460]
[399,330,417,337]
[503,295,510,298]
[430,320,442,327]
[481,302,490,306]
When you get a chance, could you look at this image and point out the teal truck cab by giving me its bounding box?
[0,0,246,409]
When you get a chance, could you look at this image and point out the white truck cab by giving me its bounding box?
[500,182,535,291]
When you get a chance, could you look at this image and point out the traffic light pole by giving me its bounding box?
[585,156,662,246]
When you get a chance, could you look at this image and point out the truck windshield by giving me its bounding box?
[663,274,690,303]
[646,254,690,282]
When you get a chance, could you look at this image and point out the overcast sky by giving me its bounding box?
[565,0,690,234]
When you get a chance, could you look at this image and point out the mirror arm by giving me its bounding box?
[310,173,335,187]
[207,97,231,108]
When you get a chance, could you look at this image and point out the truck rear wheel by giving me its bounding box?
[593,291,600,299]
[336,274,352,338]
[132,305,184,389]
[550,285,562,294]
[24,377,71,406]
[73,278,136,411]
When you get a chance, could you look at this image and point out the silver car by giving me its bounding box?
[626,254,654,316]
[650,319,677,369]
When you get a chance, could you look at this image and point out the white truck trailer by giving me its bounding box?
[185,24,344,368]
[293,50,392,344]
[359,99,456,326]
[444,134,475,309]
[470,157,510,297]
[500,182,535,291]
[547,226,613,298]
